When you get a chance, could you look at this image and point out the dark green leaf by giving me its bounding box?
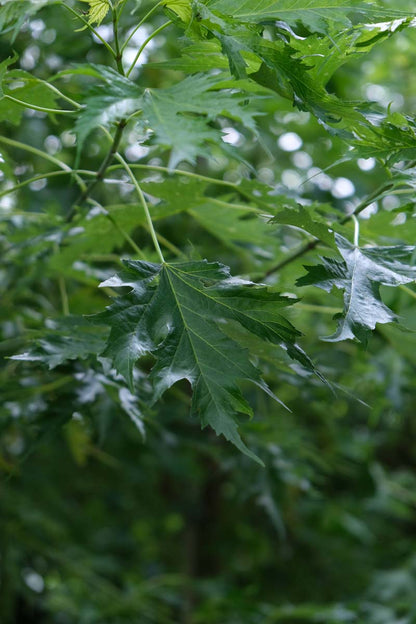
[297,233,416,342]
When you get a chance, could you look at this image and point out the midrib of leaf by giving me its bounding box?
[165,266,255,382]
[341,247,359,337]
[170,265,295,342]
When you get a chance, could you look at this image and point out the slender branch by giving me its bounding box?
[121,1,164,52]
[150,229,185,258]
[4,94,78,115]
[399,284,416,300]
[58,276,70,315]
[112,5,125,75]
[38,79,83,109]
[87,199,146,259]
[3,76,83,109]
[0,136,87,192]
[116,0,129,21]
[61,3,117,57]
[66,119,127,221]
[126,21,173,77]
[107,163,239,188]
[115,153,165,262]
[262,181,401,280]
[0,170,95,200]
[262,240,318,279]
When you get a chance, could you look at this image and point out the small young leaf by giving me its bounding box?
[79,0,110,26]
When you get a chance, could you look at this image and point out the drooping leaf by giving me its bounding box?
[11,317,108,369]
[297,233,416,343]
[92,259,315,462]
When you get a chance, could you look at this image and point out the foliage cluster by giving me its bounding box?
[1,1,416,622]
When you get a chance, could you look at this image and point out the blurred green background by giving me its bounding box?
[1,2,416,622]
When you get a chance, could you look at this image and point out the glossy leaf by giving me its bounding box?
[93,259,314,462]
[297,234,416,342]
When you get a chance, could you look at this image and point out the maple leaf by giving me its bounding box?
[79,0,110,26]
[165,0,192,21]
[92,259,315,463]
[141,74,261,167]
[73,65,142,158]
[204,0,413,35]
[297,234,416,343]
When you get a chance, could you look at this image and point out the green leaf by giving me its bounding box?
[93,259,312,462]
[79,0,110,26]
[165,0,192,21]
[73,66,142,158]
[270,204,336,248]
[204,0,413,34]
[140,74,261,167]
[0,0,52,40]
[297,233,416,343]
[0,68,59,125]
[11,317,108,369]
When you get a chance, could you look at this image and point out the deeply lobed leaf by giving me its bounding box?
[93,259,317,462]
[297,234,416,343]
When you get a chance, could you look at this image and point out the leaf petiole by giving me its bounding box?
[126,20,173,77]
[115,152,165,263]
[120,0,165,53]
[3,95,78,115]
[60,2,117,58]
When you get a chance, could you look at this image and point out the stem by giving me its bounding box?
[112,5,125,74]
[352,214,359,247]
[3,76,83,109]
[87,199,146,259]
[58,276,70,315]
[120,164,278,211]
[107,163,237,188]
[121,1,164,53]
[0,136,87,192]
[126,20,173,77]
[61,3,117,58]
[262,240,318,279]
[151,229,185,258]
[38,80,83,109]
[115,153,165,262]
[4,94,77,114]
[262,181,402,279]
[0,170,95,200]
[116,0,129,21]
[399,284,416,300]
[67,119,127,221]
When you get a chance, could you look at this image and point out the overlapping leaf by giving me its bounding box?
[73,65,142,158]
[297,233,416,342]
[93,259,316,462]
[204,0,413,34]
[140,74,262,167]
